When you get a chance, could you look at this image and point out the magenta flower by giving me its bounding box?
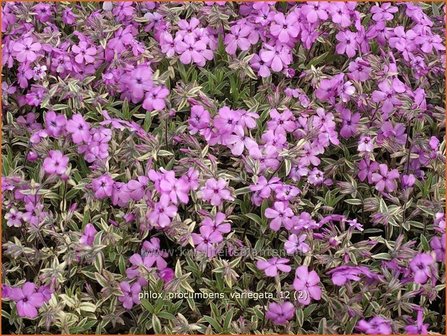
[335,31,358,58]
[270,12,299,43]
[148,199,177,228]
[45,111,66,137]
[91,174,114,199]
[192,225,223,257]
[371,164,400,193]
[159,171,189,205]
[405,309,429,335]
[409,253,434,284]
[201,212,231,235]
[200,178,233,206]
[66,114,91,144]
[302,2,329,23]
[259,44,292,73]
[284,234,310,254]
[357,316,392,335]
[430,234,445,263]
[371,79,406,115]
[256,257,291,277]
[357,135,374,153]
[118,281,141,309]
[8,282,45,319]
[265,301,295,325]
[265,201,294,232]
[142,85,169,111]
[79,223,97,246]
[293,265,321,305]
[13,37,41,63]
[5,207,23,227]
[225,23,256,55]
[43,150,69,176]
[72,41,97,64]
[348,57,371,81]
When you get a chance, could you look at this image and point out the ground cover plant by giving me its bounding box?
[1,1,446,334]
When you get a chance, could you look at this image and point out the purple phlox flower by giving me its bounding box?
[127,176,149,202]
[142,237,168,270]
[43,150,69,176]
[357,316,392,335]
[434,212,445,233]
[267,108,296,134]
[315,74,344,104]
[179,167,200,192]
[148,198,178,228]
[405,309,429,335]
[329,2,351,28]
[79,223,97,246]
[66,114,91,144]
[335,30,358,58]
[371,163,400,193]
[62,8,77,25]
[409,253,434,284]
[142,85,169,111]
[302,2,329,23]
[308,168,325,185]
[225,21,258,55]
[348,57,371,81]
[189,104,211,136]
[284,234,310,254]
[72,41,97,64]
[256,257,291,277]
[160,32,176,57]
[275,184,300,201]
[288,212,318,234]
[214,106,243,134]
[126,65,153,103]
[17,112,41,131]
[358,158,379,184]
[91,174,114,200]
[5,207,23,227]
[347,219,364,231]
[175,34,213,67]
[357,135,374,153]
[328,265,381,286]
[293,265,322,305]
[265,201,294,232]
[377,121,406,145]
[430,234,445,263]
[126,253,157,285]
[238,109,259,130]
[259,43,292,73]
[158,170,189,205]
[401,174,416,189]
[270,12,299,43]
[192,225,223,257]
[415,33,445,54]
[45,111,67,137]
[371,3,398,22]
[249,176,281,206]
[372,78,406,115]
[159,267,175,283]
[13,37,41,63]
[33,3,53,22]
[339,107,360,139]
[202,212,231,235]
[8,282,45,319]
[200,177,233,206]
[118,281,141,310]
[265,301,295,325]
[250,54,271,78]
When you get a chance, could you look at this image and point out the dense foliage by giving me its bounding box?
[1,1,446,334]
